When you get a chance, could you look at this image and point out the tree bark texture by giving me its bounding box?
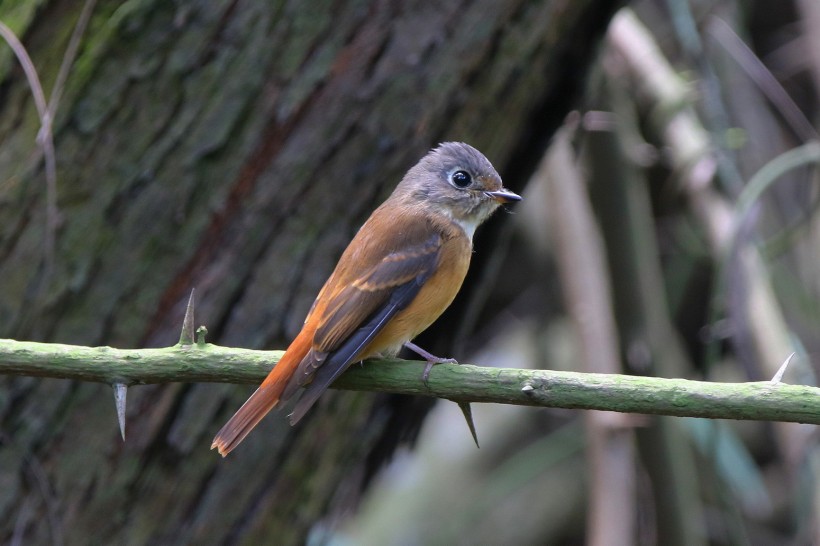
[0,1,622,543]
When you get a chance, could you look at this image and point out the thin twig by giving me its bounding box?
[708,16,819,143]
[0,21,56,274]
[0,22,48,118]
[47,0,97,118]
[0,1,96,279]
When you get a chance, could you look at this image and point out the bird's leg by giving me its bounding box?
[403,341,457,383]
[403,341,479,448]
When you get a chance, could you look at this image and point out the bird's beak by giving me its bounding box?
[484,188,522,204]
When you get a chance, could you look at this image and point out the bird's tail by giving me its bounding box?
[211,328,312,456]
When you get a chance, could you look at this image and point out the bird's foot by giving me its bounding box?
[402,342,478,448]
[403,341,457,384]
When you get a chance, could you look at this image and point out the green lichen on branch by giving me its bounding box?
[0,338,817,425]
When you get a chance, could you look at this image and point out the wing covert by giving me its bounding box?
[286,232,442,424]
[313,233,441,353]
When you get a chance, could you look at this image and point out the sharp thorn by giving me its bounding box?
[458,402,480,448]
[113,383,128,441]
[770,352,795,385]
[179,288,196,345]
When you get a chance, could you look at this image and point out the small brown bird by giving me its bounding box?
[212,142,520,456]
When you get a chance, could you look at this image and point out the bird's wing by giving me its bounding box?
[315,232,441,352]
[286,230,442,424]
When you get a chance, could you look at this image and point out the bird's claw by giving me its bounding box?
[405,341,457,385]
[403,341,477,446]
[422,356,457,384]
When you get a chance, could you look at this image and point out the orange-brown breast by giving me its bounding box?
[361,215,472,358]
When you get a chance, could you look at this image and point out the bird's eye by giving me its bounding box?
[451,170,472,188]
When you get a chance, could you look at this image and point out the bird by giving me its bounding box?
[211,142,521,456]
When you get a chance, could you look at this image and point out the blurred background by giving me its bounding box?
[0,1,818,544]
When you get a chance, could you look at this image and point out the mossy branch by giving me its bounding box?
[0,338,818,424]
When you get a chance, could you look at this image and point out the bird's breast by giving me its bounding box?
[364,226,472,357]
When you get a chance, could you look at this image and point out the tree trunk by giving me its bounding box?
[0,1,622,543]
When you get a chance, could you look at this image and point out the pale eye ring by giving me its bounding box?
[451,170,472,188]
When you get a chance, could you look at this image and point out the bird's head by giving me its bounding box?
[396,142,521,238]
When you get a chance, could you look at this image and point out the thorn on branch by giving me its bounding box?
[179,289,196,346]
[770,353,795,385]
[112,383,128,440]
[457,402,480,448]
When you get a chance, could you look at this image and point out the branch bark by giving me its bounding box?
[1,339,817,425]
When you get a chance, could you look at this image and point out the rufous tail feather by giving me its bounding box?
[211,329,312,456]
